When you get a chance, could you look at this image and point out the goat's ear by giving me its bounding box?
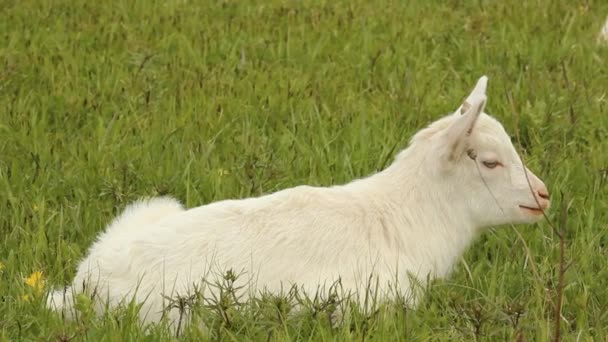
[440,95,487,163]
[456,76,488,115]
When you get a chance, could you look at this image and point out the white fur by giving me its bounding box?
[47,76,550,330]
[600,16,608,44]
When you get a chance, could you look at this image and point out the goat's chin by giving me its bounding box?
[521,216,543,225]
[516,208,546,224]
[490,207,545,226]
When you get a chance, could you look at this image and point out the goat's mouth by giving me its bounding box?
[519,205,545,215]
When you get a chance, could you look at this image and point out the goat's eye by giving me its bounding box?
[482,161,500,169]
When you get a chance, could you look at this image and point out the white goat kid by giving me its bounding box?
[47,76,550,329]
[600,16,608,44]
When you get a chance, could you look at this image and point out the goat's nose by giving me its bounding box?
[537,187,550,200]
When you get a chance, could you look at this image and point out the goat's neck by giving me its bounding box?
[353,151,480,277]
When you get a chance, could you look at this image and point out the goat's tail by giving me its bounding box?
[46,196,185,318]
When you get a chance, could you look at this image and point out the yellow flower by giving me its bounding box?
[24,270,45,293]
[217,168,230,177]
[21,294,31,302]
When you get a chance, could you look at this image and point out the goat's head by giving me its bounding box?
[413,76,550,228]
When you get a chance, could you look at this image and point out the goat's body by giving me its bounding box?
[49,158,477,325]
[48,76,549,331]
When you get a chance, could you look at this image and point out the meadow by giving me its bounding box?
[1,0,608,340]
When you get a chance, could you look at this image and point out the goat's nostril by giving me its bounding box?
[538,190,550,200]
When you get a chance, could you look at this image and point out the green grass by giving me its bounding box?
[1,0,608,340]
